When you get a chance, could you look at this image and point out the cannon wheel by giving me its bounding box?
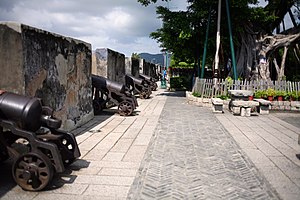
[59,135,77,166]
[93,100,102,115]
[139,89,150,99]
[118,101,134,116]
[151,83,158,91]
[12,152,53,191]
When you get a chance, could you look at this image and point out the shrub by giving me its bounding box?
[266,88,275,97]
[192,92,201,97]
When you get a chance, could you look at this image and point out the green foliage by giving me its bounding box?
[131,53,141,59]
[266,88,275,97]
[225,76,233,89]
[137,0,169,6]
[170,77,185,89]
[192,92,201,97]
[170,76,192,90]
[275,90,286,97]
[217,94,229,100]
[254,90,266,98]
[138,0,297,79]
[290,91,300,100]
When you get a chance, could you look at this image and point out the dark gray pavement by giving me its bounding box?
[127,91,279,199]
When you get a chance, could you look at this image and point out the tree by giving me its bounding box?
[138,0,300,80]
[131,53,141,59]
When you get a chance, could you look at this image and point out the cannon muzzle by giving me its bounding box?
[0,92,43,131]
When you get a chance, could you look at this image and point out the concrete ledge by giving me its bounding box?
[186,92,300,112]
[231,101,259,107]
[254,98,271,115]
[254,98,271,105]
[211,98,224,113]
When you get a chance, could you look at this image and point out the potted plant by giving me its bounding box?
[275,90,285,101]
[254,90,264,99]
[284,91,291,101]
[290,91,299,101]
[266,88,275,101]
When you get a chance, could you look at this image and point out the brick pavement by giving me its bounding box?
[1,88,300,200]
[216,111,300,200]
[127,92,280,199]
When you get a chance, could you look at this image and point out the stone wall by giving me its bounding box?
[125,57,132,75]
[0,22,93,131]
[138,59,157,78]
[125,57,140,77]
[92,48,125,84]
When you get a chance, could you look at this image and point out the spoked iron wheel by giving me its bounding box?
[118,101,134,116]
[139,89,150,99]
[12,152,53,191]
[151,83,158,91]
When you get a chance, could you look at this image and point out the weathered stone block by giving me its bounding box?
[0,22,93,131]
[139,58,157,78]
[241,107,251,117]
[232,106,241,115]
[211,98,224,113]
[125,57,139,77]
[92,48,125,84]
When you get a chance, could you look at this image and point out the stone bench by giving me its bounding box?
[211,98,224,113]
[254,99,271,115]
[230,100,259,117]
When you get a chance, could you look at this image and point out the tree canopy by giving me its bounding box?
[138,0,300,80]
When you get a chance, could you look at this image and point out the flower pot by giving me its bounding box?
[267,96,273,101]
[277,96,283,101]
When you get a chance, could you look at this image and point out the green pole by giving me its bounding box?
[200,6,212,78]
[225,0,237,80]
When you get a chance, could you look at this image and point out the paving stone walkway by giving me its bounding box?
[1,88,300,200]
[127,92,279,199]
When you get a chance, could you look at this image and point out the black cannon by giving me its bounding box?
[139,74,158,91]
[125,74,152,99]
[0,91,80,191]
[92,75,138,116]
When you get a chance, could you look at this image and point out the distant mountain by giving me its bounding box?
[139,53,164,66]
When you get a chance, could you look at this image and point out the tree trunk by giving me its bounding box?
[257,33,300,80]
[273,46,288,81]
[214,0,222,77]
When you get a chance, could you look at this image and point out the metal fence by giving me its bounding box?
[192,78,300,98]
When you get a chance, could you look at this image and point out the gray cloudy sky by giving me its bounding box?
[0,0,187,57]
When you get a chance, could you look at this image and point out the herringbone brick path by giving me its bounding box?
[127,92,279,199]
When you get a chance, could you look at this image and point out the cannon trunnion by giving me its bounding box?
[0,92,80,191]
[92,75,138,116]
[125,74,152,99]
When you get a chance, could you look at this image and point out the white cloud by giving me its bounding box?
[0,0,187,56]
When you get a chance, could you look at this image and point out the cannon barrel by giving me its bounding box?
[92,75,125,94]
[125,74,143,85]
[0,92,43,132]
[139,74,152,82]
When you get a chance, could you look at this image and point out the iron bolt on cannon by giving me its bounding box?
[139,74,158,91]
[0,91,80,191]
[92,75,138,116]
[125,74,152,99]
